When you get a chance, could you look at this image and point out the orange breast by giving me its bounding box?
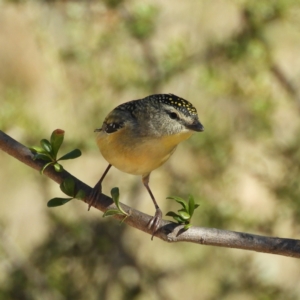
[96,128,194,176]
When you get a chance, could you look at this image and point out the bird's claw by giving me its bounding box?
[148,208,162,240]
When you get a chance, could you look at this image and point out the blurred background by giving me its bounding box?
[1,0,300,299]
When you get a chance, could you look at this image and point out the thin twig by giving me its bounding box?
[0,130,299,258]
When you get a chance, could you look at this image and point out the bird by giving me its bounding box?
[89,93,204,236]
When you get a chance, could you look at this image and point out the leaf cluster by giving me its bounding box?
[166,195,199,230]
[29,129,85,207]
[103,187,129,222]
[29,129,81,174]
[47,177,85,207]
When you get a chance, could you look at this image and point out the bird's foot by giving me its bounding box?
[88,181,102,211]
[148,207,162,240]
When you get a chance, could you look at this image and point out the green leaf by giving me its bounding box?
[184,224,192,230]
[58,149,82,161]
[111,187,120,205]
[41,162,54,174]
[54,163,64,172]
[29,146,52,161]
[40,139,53,154]
[75,190,86,200]
[47,197,73,207]
[60,177,75,197]
[33,153,52,161]
[188,195,195,217]
[50,129,65,158]
[178,210,190,220]
[110,187,128,216]
[103,209,124,217]
[166,195,200,225]
[166,211,180,218]
[166,211,185,223]
[103,209,129,224]
[29,146,48,154]
[173,215,185,223]
[167,196,189,212]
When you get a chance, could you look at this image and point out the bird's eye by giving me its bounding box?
[169,112,178,119]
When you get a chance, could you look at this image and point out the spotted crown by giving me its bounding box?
[116,93,198,117]
[147,94,198,116]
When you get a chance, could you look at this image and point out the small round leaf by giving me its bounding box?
[54,163,64,172]
[60,177,75,197]
[75,190,86,200]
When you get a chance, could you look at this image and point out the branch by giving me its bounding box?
[0,130,299,258]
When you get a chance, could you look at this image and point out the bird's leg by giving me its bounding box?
[142,173,162,238]
[88,164,112,210]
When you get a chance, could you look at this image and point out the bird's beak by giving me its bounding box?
[186,120,204,132]
[94,128,102,132]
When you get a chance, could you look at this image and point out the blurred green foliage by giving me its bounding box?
[1,0,300,299]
